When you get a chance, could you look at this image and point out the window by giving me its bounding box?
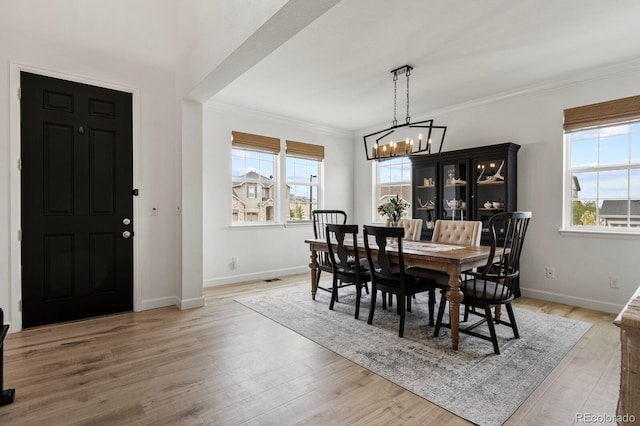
[247,184,257,199]
[375,156,412,222]
[564,95,640,232]
[285,140,324,221]
[231,131,279,224]
[230,133,326,224]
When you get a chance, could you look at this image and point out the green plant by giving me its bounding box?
[572,200,596,226]
[378,195,409,226]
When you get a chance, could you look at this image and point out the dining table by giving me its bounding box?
[304,236,498,351]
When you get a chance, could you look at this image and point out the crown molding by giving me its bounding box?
[357,57,640,136]
[204,100,355,138]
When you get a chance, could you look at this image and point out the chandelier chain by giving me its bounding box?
[405,67,411,124]
[393,71,398,127]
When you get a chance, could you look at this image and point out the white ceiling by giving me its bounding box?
[211,0,640,132]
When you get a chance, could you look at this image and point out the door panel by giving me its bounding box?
[21,72,133,328]
[90,130,117,214]
[43,235,75,300]
[44,123,75,215]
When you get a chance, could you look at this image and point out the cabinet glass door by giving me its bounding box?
[441,161,468,221]
[474,158,506,235]
[414,164,437,232]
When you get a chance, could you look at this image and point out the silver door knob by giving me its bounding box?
[123,218,131,225]
[122,231,131,239]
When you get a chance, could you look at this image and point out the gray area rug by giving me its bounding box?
[236,285,592,426]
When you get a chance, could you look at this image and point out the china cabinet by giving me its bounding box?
[410,142,520,245]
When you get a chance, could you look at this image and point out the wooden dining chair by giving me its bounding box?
[383,218,423,309]
[312,210,347,298]
[363,225,435,337]
[325,224,371,319]
[434,212,531,354]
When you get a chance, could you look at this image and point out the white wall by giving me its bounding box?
[0,1,181,330]
[0,0,303,331]
[354,64,640,313]
[202,102,354,286]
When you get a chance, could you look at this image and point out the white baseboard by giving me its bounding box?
[204,266,309,287]
[520,287,624,314]
[180,297,205,310]
[137,295,205,311]
[136,296,180,312]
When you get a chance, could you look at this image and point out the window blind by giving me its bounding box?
[231,131,280,153]
[563,94,640,132]
[285,140,325,160]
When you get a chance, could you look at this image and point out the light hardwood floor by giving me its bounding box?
[1,274,620,425]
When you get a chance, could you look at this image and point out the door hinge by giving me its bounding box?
[17,87,21,100]
[19,300,22,312]
[17,158,22,171]
[17,229,22,241]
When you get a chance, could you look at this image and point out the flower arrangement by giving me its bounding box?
[378,195,409,227]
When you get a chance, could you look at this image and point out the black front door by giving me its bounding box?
[20,72,134,328]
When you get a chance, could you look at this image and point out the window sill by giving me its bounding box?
[230,223,285,230]
[559,228,640,239]
[285,220,313,227]
[229,221,313,230]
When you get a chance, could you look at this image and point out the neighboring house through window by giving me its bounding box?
[563,95,640,232]
[286,140,324,221]
[231,131,279,224]
[375,156,412,222]
[230,132,326,224]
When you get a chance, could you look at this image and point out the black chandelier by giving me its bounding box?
[363,65,447,160]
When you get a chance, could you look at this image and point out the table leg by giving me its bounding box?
[309,250,318,300]
[446,267,464,350]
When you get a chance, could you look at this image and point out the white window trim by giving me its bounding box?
[561,125,640,236]
[284,156,323,223]
[231,146,281,226]
[373,157,413,224]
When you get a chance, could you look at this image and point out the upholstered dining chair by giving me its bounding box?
[363,225,435,337]
[434,212,531,354]
[399,218,423,241]
[312,210,347,298]
[406,219,483,325]
[386,218,423,241]
[431,219,483,246]
[325,224,371,319]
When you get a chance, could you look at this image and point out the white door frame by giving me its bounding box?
[8,62,142,332]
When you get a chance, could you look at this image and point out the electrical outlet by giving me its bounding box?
[545,267,555,279]
[609,276,620,289]
[151,206,159,216]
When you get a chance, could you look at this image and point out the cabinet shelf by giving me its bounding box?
[410,142,519,245]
